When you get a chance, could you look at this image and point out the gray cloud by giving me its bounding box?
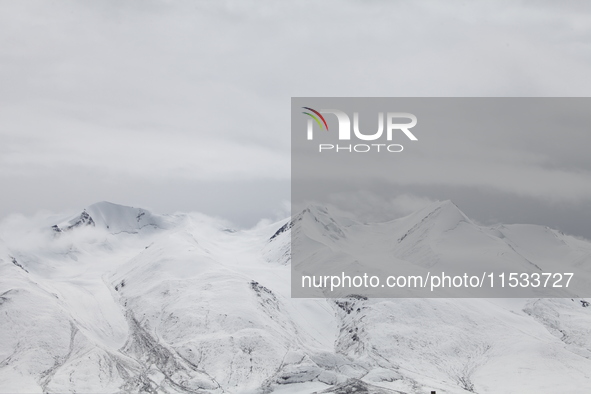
[292,97,591,239]
[1,0,591,228]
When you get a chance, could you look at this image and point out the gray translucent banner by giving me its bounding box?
[291,97,591,298]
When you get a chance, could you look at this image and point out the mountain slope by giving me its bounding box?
[0,201,590,393]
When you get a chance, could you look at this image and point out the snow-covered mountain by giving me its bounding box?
[51,202,168,234]
[0,201,590,393]
[290,201,591,298]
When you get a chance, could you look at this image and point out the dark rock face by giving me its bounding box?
[269,220,294,242]
[10,256,29,273]
[316,378,401,394]
[52,210,96,233]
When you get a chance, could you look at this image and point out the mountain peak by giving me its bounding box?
[53,202,164,234]
[269,204,350,244]
[423,200,470,222]
[395,199,472,245]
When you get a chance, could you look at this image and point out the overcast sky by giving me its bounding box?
[1,0,591,235]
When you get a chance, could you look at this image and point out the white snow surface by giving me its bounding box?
[0,201,590,393]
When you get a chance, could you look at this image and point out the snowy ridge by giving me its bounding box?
[53,202,166,234]
[293,200,591,296]
[0,201,590,393]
